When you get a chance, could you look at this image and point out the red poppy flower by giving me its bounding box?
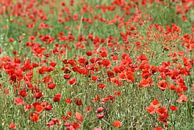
[170,105,178,111]
[154,127,163,130]
[176,94,188,103]
[151,99,160,108]
[19,90,27,97]
[169,84,177,91]
[86,50,93,56]
[114,91,122,96]
[47,82,56,89]
[34,91,43,99]
[75,112,83,122]
[91,75,98,81]
[30,112,39,122]
[9,38,14,42]
[53,93,62,102]
[64,74,71,79]
[96,107,104,113]
[85,106,92,112]
[98,83,106,89]
[139,77,152,88]
[156,107,168,123]
[50,61,56,67]
[96,113,104,119]
[126,71,135,82]
[146,99,160,114]
[34,104,44,113]
[14,97,24,105]
[24,104,32,112]
[74,98,83,106]
[65,98,72,104]
[146,105,155,114]
[9,122,16,129]
[158,80,168,91]
[101,59,111,68]
[41,102,52,111]
[78,57,88,65]
[107,70,114,78]
[68,78,77,85]
[112,120,122,128]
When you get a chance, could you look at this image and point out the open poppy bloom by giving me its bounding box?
[112,120,122,128]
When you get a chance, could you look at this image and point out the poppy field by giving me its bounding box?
[0,0,194,130]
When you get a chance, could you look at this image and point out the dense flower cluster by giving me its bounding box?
[0,0,193,129]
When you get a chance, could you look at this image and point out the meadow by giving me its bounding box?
[0,0,193,129]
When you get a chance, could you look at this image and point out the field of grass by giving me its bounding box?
[0,0,194,130]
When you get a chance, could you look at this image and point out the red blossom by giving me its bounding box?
[98,83,106,89]
[65,98,72,104]
[176,94,188,103]
[14,97,25,105]
[112,120,122,128]
[96,107,104,113]
[170,105,178,111]
[30,112,39,122]
[75,112,83,122]
[34,104,44,113]
[9,122,16,129]
[158,80,168,91]
[53,93,62,102]
[96,113,104,119]
[68,78,77,85]
[154,127,163,130]
[24,104,32,112]
[47,82,56,89]
[19,90,27,97]
[74,98,83,106]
